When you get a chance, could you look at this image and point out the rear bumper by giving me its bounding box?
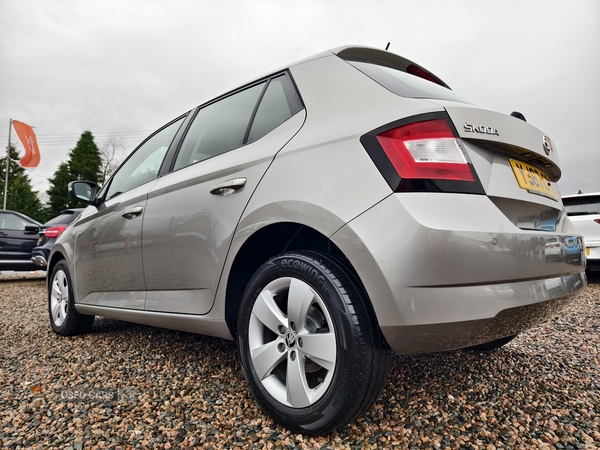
[0,259,41,272]
[31,246,51,268]
[31,254,48,268]
[332,193,588,354]
[585,240,600,270]
[379,274,584,354]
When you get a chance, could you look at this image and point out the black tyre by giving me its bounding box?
[467,335,517,351]
[237,251,390,433]
[49,260,94,336]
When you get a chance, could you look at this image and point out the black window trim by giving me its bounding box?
[97,113,189,203]
[243,79,271,145]
[165,69,304,174]
[93,70,305,204]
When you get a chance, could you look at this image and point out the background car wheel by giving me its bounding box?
[467,335,517,351]
[49,260,94,336]
[237,251,389,433]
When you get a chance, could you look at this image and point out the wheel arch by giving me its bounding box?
[224,222,367,338]
[47,239,78,296]
[47,250,66,290]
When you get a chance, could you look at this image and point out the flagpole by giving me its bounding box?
[3,118,11,210]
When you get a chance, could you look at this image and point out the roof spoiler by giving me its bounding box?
[333,46,451,89]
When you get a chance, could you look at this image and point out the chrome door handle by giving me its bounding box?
[122,206,143,220]
[210,177,247,196]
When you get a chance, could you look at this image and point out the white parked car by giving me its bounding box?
[562,192,600,271]
[544,236,565,261]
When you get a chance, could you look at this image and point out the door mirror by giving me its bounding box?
[68,180,98,205]
[24,224,40,234]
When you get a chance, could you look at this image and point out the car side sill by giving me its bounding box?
[75,304,232,340]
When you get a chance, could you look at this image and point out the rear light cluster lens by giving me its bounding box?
[594,219,600,225]
[376,119,476,182]
[45,225,68,239]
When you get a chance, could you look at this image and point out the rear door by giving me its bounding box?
[142,73,305,314]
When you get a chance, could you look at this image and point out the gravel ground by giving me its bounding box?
[1,271,598,449]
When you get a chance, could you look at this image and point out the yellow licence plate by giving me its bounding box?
[587,247,591,256]
[509,159,559,201]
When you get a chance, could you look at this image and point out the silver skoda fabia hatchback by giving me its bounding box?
[49,46,587,432]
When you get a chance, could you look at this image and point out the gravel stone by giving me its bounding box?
[1,271,598,449]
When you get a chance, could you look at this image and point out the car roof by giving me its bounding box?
[192,45,448,114]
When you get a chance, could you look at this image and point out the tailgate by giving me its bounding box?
[428,100,567,232]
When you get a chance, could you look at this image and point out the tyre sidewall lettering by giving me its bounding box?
[237,253,358,430]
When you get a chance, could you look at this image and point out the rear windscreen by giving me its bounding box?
[44,212,80,226]
[344,59,473,104]
[563,195,600,216]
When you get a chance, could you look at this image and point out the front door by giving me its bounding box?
[73,117,185,308]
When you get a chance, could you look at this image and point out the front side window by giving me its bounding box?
[0,212,30,230]
[106,117,184,200]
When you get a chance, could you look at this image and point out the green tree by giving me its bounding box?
[46,162,72,214]
[0,145,43,221]
[45,131,102,215]
[69,131,102,183]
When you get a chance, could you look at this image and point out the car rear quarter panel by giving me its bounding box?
[234,53,444,232]
[330,192,586,352]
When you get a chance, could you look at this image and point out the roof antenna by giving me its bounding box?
[385,42,390,51]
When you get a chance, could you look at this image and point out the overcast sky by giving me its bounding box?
[1,0,598,200]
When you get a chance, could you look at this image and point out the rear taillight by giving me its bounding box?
[376,119,476,182]
[595,219,600,225]
[45,225,68,239]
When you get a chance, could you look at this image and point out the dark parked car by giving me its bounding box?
[0,210,43,272]
[31,209,84,268]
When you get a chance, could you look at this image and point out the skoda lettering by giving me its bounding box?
[464,122,500,136]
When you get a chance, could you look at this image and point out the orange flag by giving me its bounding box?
[12,120,41,169]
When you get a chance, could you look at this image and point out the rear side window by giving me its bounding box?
[563,195,600,215]
[174,73,302,171]
[247,75,302,143]
[344,59,472,104]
